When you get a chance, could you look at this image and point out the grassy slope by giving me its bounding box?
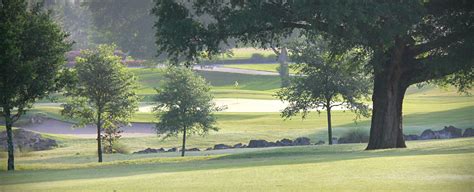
[0,138,473,191]
[130,68,280,100]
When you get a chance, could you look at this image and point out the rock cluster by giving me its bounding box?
[404,126,472,141]
[133,147,196,154]
[0,129,57,151]
[133,137,314,154]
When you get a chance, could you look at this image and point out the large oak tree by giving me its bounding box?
[152,0,473,149]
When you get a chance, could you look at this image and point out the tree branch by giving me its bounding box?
[411,31,467,55]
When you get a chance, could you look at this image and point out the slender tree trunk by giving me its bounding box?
[326,106,333,145]
[4,108,14,171]
[278,47,289,87]
[366,48,410,149]
[97,112,103,162]
[181,126,186,157]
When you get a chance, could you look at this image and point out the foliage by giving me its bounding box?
[85,0,157,59]
[339,128,369,144]
[61,44,139,161]
[154,67,220,156]
[154,67,219,137]
[277,39,371,119]
[0,0,71,170]
[101,125,123,154]
[152,0,473,149]
[41,0,95,50]
[277,39,371,144]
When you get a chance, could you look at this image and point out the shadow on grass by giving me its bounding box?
[306,105,474,141]
[1,138,473,186]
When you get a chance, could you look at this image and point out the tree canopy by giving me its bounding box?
[154,67,219,156]
[0,0,71,171]
[277,39,371,145]
[85,0,157,59]
[61,44,139,162]
[152,0,473,149]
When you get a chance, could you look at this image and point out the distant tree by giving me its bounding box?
[277,40,371,145]
[61,44,139,162]
[0,0,71,171]
[154,67,219,157]
[85,0,156,59]
[272,47,290,87]
[152,1,473,149]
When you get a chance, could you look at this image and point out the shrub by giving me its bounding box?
[250,53,265,60]
[338,128,369,144]
[112,143,130,154]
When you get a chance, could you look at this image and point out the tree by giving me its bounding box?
[277,40,370,145]
[85,0,157,59]
[154,67,219,157]
[272,47,290,87]
[61,44,139,162]
[152,1,473,149]
[0,0,71,171]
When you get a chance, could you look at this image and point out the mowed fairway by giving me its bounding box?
[130,68,281,100]
[1,68,473,191]
[1,138,473,191]
[222,63,299,74]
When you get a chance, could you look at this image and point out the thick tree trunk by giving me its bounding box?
[4,108,14,171]
[181,126,186,157]
[366,62,409,150]
[97,112,103,162]
[326,105,333,145]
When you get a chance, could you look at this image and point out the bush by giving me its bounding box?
[338,128,369,144]
[112,143,130,154]
[250,53,265,60]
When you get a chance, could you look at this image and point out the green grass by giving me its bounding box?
[1,138,473,191]
[129,68,281,100]
[222,63,299,74]
[214,48,276,60]
[1,84,473,191]
[12,85,473,157]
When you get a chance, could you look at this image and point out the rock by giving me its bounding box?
[233,143,243,148]
[404,134,419,141]
[420,129,436,140]
[463,128,474,137]
[420,126,463,140]
[186,148,200,151]
[133,148,159,154]
[248,140,269,148]
[0,129,57,151]
[167,147,177,152]
[157,148,165,152]
[293,137,311,146]
[213,144,232,150]
[315,140,325,145]
[269,142,278,147]
[205,147,213,151]
[438,126,462,139]
[276,138,293,146]
[337,137,348,144]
